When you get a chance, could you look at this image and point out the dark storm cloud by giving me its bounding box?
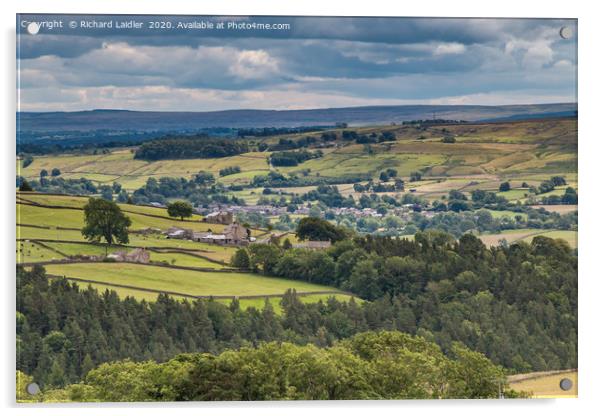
[17,15,575,58]
[16,14,577,111]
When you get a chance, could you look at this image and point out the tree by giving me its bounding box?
[551,176,566,186]
[100,186,113,201]
[193,171,215,186]
[442,135,456,143]
[51,168,61,177]
[410,172,422,182]
[499,181,511,192]
[82,198,131,250]
[248,244,281,274]
[40,169,48,178]
[296,217,349,243]
[22,155,34,168]
[167,201,193,221]
[231,249,250,269]
[19,179,33,192]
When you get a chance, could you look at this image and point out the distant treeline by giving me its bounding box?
[130,174,245,207]
[270,150,323,167]
[402,119,468,125]
[251,171,370,188]
[237,126,331,137]
[17,128,237,155]
[134,135,249,160]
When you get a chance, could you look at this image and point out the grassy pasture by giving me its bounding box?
[16,241,64,263]
[508,370,577,398]
[43,262,343,298]
[78,281,355,313]
[528,205,577,214]
[496,188,532,201]
[35,242,226,268]
[19,193,207,221]
[479,228,577,249]
[478,229,544,247]
[17,226,237,264]
[18,202,223,233]
[486,210,527,220]
[19,149,271,189]
[521,230,577,248]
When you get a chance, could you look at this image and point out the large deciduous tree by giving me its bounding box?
[296,217,349,243]
[167,201,193,221]
[82,198,131,248]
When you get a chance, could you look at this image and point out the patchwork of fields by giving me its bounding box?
[18,118,577,198]
[16,119,578,310]
[17,193,352,311]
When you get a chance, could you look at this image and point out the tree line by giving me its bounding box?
[134,136,249,160]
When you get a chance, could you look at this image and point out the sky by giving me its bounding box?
[17,15,577,112]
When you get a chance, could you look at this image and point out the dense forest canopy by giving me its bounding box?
[134,135,249,160]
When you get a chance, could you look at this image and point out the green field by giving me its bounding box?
[508,370,577,398]
[35,242,226,269]
[17,241,64,263]
[17,202,223,233]
[521,230,577,248]
[479,228,577,248]
[43,262,344,298]
[17,227,236,264]
[487,210,527,220]
[74,280,355,314]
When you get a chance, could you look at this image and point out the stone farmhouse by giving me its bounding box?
[166,223,251,247]
[203,211,233,225]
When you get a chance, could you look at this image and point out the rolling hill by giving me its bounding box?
[18,103,576,133]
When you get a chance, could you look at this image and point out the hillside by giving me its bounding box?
[18,103,576,133]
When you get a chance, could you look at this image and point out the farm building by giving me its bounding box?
[107,248,150,263]
[196,223,251,246]
[166,227,193,239]
[204,211,233,225]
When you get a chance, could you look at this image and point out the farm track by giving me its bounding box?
[44,273,347,300]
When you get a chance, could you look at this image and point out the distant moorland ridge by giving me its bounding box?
[18,103,576,132]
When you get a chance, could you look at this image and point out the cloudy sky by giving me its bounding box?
[17,15,577,112]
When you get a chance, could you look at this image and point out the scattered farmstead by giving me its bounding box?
[166,222,252,246]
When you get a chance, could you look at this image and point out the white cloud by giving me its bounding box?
[229,50,280,80]
[433,42,466,56]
